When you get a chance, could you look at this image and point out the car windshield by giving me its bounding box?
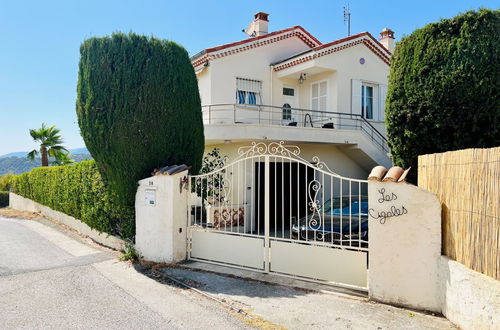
[320,196,368,215]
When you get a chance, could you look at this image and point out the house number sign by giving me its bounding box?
[369,188,408,224]
[145,189,156,206]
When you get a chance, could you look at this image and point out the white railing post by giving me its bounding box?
[264,155,270,272]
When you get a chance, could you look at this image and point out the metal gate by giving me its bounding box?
[187,142,369,290]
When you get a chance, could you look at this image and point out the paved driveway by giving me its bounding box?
[0,216,249,330]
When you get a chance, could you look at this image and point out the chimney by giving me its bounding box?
[380,28,395,53]
[244,12,269,37]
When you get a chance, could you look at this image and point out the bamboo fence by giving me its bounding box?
[418,147,500,280]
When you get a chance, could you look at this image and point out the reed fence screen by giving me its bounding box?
[418,147,499,280]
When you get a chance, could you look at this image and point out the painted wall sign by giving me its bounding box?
[377,188,397,203]
[369,188,408,224]
[145,189,156,206]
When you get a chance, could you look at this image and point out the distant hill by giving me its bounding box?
[0,151,29,158]
[67,147,89,155]
[0,147,89,159]
[0,153,92,176]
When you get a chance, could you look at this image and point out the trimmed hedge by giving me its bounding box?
[386,9,500,182]
[0,191,8,208]
[11,160,134,238]
[0,173,14,191]
[76,32,204,207]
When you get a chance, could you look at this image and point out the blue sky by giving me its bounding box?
[0,0,497,155]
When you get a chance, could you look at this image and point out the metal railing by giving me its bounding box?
[201,104,388,153]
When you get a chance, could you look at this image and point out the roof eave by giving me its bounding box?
[273,32,391,71]
[191,25,321,65]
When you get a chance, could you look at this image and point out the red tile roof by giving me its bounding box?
[272,31,391,71]
[191,28,391,70]
[315,32,391,56]
[191,26,321,68]
[205,25,321,53]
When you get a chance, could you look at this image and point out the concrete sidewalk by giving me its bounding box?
[148,262,456,330]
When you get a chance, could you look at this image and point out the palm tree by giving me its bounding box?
[52,152,75,166]
[27,123,68,167]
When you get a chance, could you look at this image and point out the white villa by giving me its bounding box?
[192,12,394,178]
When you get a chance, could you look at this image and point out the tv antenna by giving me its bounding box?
[343,4,351,36]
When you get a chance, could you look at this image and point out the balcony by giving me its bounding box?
[202,104,389,154]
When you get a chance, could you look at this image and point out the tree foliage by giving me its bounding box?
[194,148,228,203]
[27,123,68,167]
[76,32,204,206]
[0,173,14,193]
[52,152,75,166]
[386,9,500,182]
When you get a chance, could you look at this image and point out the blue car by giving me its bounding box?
[291,195,369,244]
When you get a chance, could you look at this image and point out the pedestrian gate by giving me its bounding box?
[187,142,369,290]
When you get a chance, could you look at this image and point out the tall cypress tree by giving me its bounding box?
[76,32,204,207]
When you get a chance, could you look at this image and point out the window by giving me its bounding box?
[361,85,374,120]
[282,103,292,120]
[352,80,383,120]
[283,87,295,96]
[311,81,327,119]
[236,78,262,105]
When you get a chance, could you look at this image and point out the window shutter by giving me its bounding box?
[372,85,379,120]
[351,79,362,115]
[236,78,262,104]
[379,84,388,121]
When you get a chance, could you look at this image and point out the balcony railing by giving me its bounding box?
[202,104,389,153]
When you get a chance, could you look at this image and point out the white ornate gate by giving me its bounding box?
[187,142,369,290]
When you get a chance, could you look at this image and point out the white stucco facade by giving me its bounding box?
[192,18,392,173]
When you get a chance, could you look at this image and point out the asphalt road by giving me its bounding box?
[0,216,250,330]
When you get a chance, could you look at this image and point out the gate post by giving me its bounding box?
[368,179,442,312]
[135,170,189,263]
[264,155,270,272]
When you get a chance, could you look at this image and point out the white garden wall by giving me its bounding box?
[440,256,500,330]
[9,192,125,251]
[368,180,500,329]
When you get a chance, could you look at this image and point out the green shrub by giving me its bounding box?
[76,32,204,207]
[0,191,8,207]
[0,173,15,191]
[11,160,134,238]
[386,9,500,182]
